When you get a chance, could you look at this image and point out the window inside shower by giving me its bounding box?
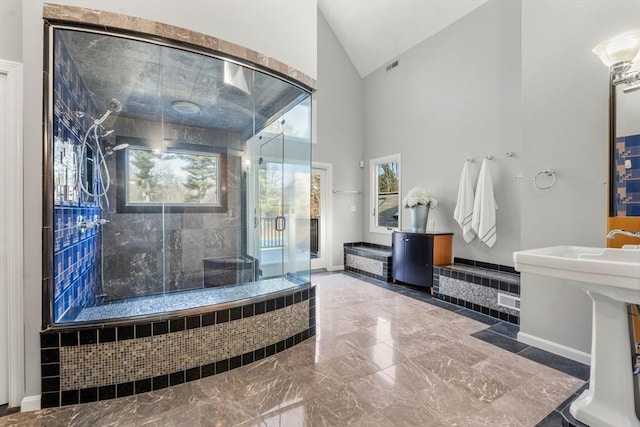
[46,26,312,325]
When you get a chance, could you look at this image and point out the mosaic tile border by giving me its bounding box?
[40,287,316,408]
[343,243,392,282]
[42,3,316,91]
[433,259,520,325]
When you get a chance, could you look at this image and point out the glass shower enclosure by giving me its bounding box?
[46,25,312,326]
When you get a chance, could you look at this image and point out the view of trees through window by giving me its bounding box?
[377,162,399,228]
[127,147,219,204]
[311,173,320,219]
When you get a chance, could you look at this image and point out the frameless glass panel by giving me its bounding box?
[282,96,312,284]
[257,134,285,279]
[48,26,311,324]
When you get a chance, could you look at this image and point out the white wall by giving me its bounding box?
[362,0,522,267]
[18,0,317,401]
[314,11,364,268]
[0,0,22,62]
[519,0,640,358]
[40,0,317,79]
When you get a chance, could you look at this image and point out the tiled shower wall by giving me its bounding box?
[99,118,246,301]
[615,134,640,216]
[53,34,101,322]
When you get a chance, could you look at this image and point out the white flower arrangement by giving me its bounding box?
[403,187,438,209]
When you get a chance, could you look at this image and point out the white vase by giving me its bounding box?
[410,205,429,233]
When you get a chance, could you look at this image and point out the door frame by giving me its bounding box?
[311,162,332,271]
[0,59,24,408]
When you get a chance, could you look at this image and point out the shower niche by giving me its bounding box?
[46,25,312,326]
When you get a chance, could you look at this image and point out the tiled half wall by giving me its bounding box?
[343,242,392,282]
[433,258,520,324]
[40,287,316,408]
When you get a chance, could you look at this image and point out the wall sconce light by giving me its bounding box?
[593,30,640,93]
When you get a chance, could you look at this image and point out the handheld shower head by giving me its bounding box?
[94,98,122,125]
[106,98,122,113]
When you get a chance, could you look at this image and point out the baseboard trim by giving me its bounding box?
[20,395,40,412]
[518,331,591,365]
[326,265,344,272]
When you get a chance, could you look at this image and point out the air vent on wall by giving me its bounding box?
[498,293,520,311]
[386,60,399,72]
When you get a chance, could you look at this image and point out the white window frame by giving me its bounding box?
[369,153,401,234]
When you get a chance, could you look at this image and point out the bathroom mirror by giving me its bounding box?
[611,76,640,216]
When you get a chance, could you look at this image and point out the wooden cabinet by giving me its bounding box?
[392,232,453,287]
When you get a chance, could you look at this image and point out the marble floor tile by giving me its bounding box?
[411,350,512,403]
[0,273,585,427]
[471,356,534,390]
[354,341,406,370]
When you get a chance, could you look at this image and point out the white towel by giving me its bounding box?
[453,160,476,243]
[471,158,499,247]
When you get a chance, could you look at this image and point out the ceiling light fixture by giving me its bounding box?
[593,30,640,89]
[171,100,201,114]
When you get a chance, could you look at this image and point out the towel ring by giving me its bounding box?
[533,169,556,190]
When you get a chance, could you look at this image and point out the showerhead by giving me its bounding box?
[106,98,122,113]
[104,143,129,156]
[94,98,122,125]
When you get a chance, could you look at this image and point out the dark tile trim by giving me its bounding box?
[452,257,520,276]
[39,290,315,408]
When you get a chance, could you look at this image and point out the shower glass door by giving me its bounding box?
[256,134,285,279]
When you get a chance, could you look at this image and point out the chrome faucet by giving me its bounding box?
[606,229,640,239]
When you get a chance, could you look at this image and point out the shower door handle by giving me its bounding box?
[275,216,286,231]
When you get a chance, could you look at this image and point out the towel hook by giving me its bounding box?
[466,157,474,163]
[505,151,514,158]
[485,155,494,160]
[533,169,556,190]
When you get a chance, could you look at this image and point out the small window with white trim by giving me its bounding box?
[370,154,401,233]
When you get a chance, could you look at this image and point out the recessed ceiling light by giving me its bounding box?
[171,100,201,114]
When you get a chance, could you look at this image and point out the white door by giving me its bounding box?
[0,59,24,408]
[311,166,329,270]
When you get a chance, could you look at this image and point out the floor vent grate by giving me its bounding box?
[498,293,520,311]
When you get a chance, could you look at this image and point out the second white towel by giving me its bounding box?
[471,158,499,248]
[453,160,476,243]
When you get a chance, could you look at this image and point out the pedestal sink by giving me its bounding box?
[514,246,640,427]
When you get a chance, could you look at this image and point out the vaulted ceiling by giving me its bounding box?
[318,0,489,77]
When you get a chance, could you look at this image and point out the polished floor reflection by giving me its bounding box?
[1,273,584,426]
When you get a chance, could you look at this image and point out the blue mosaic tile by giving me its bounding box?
[52,34,101,322]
